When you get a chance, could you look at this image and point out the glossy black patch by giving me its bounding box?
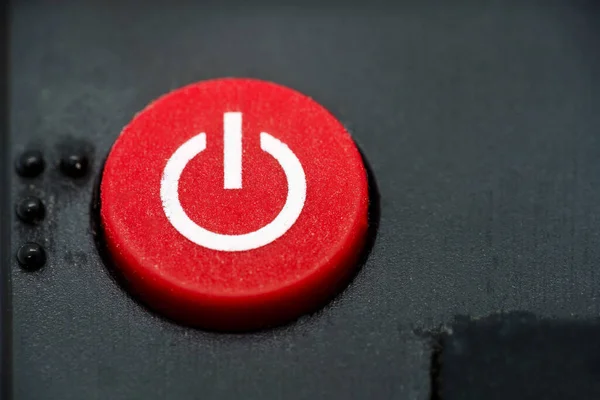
[60,153,89,178]
[16,197,45,224]
[15,150,44,178]
[16,243,47,271]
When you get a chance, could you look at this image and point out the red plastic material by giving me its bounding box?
[100,78,369,331]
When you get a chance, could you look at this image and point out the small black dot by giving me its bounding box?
[60,153,89,178]
[15,150,45,178]
[17,242,47,271]
[16,197,46,224]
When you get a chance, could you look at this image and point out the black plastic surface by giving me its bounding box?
[7,0,600,399]
[440,313,600,399]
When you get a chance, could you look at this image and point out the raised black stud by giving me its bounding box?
[15,150,45,178]
[60,153,89,178]
[16,242,47,271]
[16,197,46,224]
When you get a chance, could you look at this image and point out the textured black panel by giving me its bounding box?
[7,0,600,399]
[440,313,600,400]
[1,1,10,398]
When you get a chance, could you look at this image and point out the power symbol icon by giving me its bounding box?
[100,78,368,330]
[160,112,307,252]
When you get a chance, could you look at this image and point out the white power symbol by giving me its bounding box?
[160,112,307,252]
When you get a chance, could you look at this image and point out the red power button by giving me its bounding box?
[100,78,369,331]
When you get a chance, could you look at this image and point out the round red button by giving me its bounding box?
[100,78,369,331]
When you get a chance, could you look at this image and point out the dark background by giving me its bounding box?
[6,0,600,399]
